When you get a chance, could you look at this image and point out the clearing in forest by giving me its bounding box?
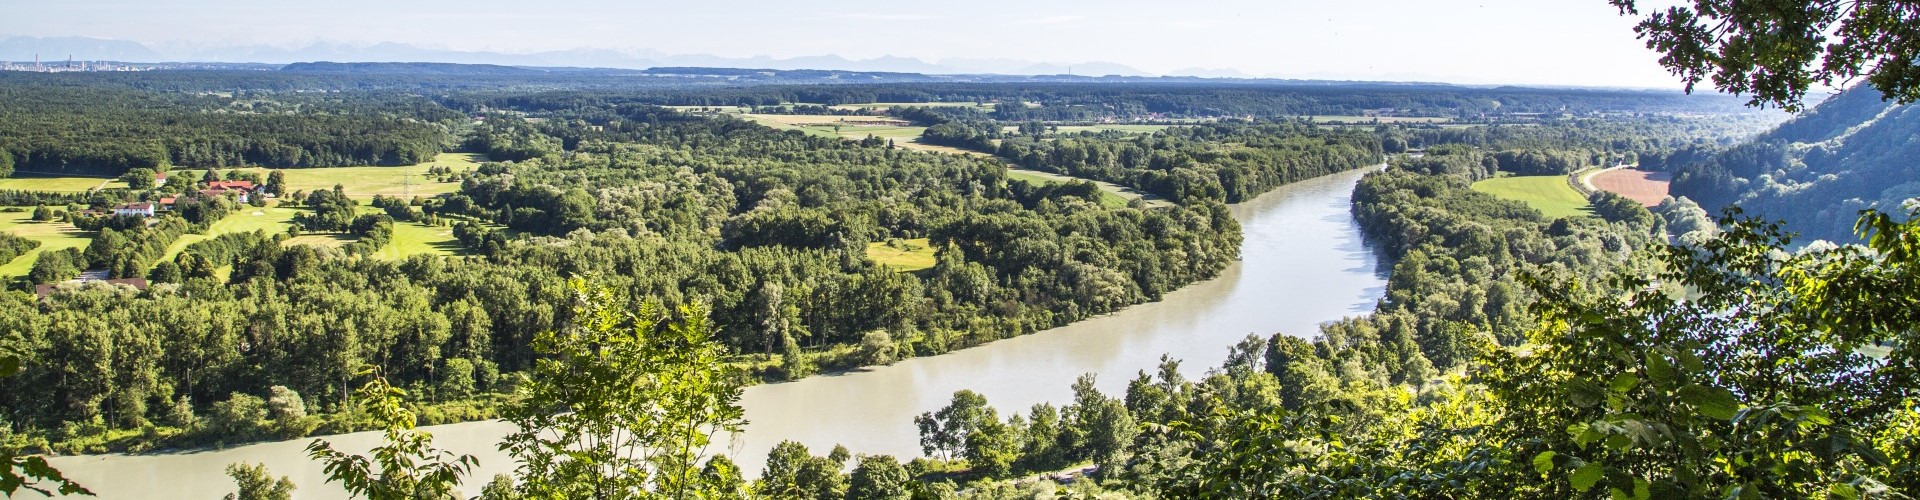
[1471,174,1593,219]
[1589,169,1671,207]
[866,237,938,272]
[0,208,94,277]
[159,206,306,261]
[372,221,462,260]
[735,113,1171,209]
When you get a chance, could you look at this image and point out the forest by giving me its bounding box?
[1654,87,1920,242]
[4,61,1910,499]
[10,85,1454,456]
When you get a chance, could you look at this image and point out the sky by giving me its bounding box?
[3,0,1689,88]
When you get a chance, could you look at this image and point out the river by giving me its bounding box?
[46,166,1387,498]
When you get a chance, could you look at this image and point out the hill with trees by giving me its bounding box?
[1662,87,1920,242]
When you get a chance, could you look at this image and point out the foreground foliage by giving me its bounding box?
[497,279,746,498]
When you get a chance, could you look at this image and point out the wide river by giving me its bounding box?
[48,167,1387,498]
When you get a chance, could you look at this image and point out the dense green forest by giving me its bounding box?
[8,65,1902,499]
[834,157,1916,499]
[8,88,1459,455]
[1658,88,1920,242]
[0,82,456,175]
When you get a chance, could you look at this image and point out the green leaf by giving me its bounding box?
[1571,462,1605,492]
[1644,352,1674,383]
[1677,384,1740,420]
[1533,451,1557,475]
[1609,373,1639,393]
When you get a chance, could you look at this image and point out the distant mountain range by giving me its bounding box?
[0,35,1170,77]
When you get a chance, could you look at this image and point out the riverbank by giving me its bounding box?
[48,167,1387,499]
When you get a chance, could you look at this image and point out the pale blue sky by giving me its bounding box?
[5,0,1687,87]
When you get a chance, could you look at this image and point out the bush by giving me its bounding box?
[266,386,319,438]
[208,392,269,440]
[859,329,898,367]
[438,358,476,398]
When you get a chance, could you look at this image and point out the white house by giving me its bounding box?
[112,202,156,217]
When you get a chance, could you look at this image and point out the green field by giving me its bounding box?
[1049,124,1178,134]
[827,102,995,112]
[739,114,1170,209]
[1006,170,1130,209]
[866,238,938,272]
[158,205,460,264]
[0,175,127,192]
[373,221,461,260]
[1471,174,1593,219]
[283,234,351,249]
[159,206,305,261]
[237,152,484,200]
[0,208,95,278]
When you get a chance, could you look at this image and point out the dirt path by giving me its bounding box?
[1578,164,1630,193]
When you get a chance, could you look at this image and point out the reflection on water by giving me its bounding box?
[50,167,1387,499]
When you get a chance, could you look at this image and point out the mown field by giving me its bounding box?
[159,206,306,261]
[235,152,483,200]
[1470,174,1593,219]
[1006,170,1132,209]
[0,174,127,192]
[0,208,94,278]
[152,204,464,267]
[826,102,995,112]
[737,113,1169,209]
[865,237,938,272]
[372,220,461,260]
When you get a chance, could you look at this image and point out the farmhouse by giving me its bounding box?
[206,180,257,191]
[111,202,156,217]
[200,181,259,203]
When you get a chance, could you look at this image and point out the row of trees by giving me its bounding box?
[988,120,1384,203]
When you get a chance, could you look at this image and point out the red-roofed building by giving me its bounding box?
[206,180,258,191]
[202,180,261,202]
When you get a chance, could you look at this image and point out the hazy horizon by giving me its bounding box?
[2,0,1689,88]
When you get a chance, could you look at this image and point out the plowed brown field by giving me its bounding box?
[1592,169,1670,207]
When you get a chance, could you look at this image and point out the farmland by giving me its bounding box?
[233,152,483,200]
[0,174,126,192]
[1470,174,1593,219]
[827,102,995,112]
[1587,168,1671,207]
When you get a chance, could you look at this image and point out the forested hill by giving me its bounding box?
[1662,87,1920,242]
